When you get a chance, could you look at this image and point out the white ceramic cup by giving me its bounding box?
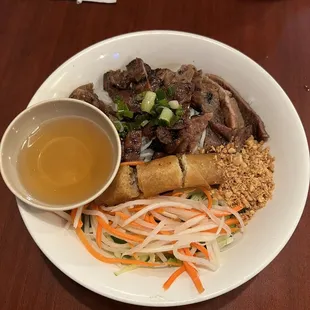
[0,98,121,211]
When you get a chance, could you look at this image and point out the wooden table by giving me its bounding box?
[1,0,309,309]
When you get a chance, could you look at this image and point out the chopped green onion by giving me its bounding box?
[122,110,134,118]
[116,110,134,120]
[155,105,165,114]
[141,120,149,127]
[149,118,159,126]
[124,122,140,132]
[134,114,149,124]
[135,91,147,101]
[141,91,156,113]
[158,107,173,125]
[167,86,175,97]
[149,109,157,117]
[157,99,169,107]
[119,131,127,139]
[168,100,180,109]
[113,120,124,132]
[156,89,166,100]
[175,109,184,117]
[114,96,134,119]
[170,115,180,126]
[170,109,184,126]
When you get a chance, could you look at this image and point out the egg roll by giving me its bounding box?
[96,154,223,206]
[136,155,183,197]
[181,154,223,188]
[95,165,140,206]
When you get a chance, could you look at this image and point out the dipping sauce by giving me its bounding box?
[17,116,114,205]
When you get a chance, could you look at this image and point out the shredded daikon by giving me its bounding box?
[141,138,154,152]
[73,206,83,228]
[125,220,167,255]
[59,191,245,294]
[199,129,207,148]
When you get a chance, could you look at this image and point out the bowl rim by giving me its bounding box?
[16,30,310,306]
[0,98,121,211]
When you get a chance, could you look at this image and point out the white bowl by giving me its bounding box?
[17,31,309,306]
[0,98,121,211]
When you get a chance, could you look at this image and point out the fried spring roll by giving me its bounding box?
[96,154,223,206]
[181,154,223,188]
[136,155,183,197]
[95,165,140,206]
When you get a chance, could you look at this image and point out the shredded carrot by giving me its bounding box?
[158,230,173,235]
[154,207,164,214]
[96,217,144,243]
[101,210,116,216]
[96,225,103,248]
[203,227,220,234]
[183,248,193,256]
[213,211,230,217]
[204,227,225,234]
[182,248,205,293]
[189,213,206,220]
[233,205,244,212]
[163,265,186,290]
[200,187,212,209]
[213,205,245,217]
[120,161,145,166]
[76,227,164,267]
[148,215,157,225]
[72,189,245,293]
[129,205,145,212]
[191,242,209,259]
[204,223,240,234]
[113,211,125,218]
[225,218,240,226]
[213,212,229,217]
[145,214,156,224]
[144,214,150,222]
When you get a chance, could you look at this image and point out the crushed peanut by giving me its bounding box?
[215,136,275,222]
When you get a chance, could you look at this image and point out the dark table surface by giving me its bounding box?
[1,0,310,309]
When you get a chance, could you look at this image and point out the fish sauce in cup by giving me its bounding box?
[17,116,114,205]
